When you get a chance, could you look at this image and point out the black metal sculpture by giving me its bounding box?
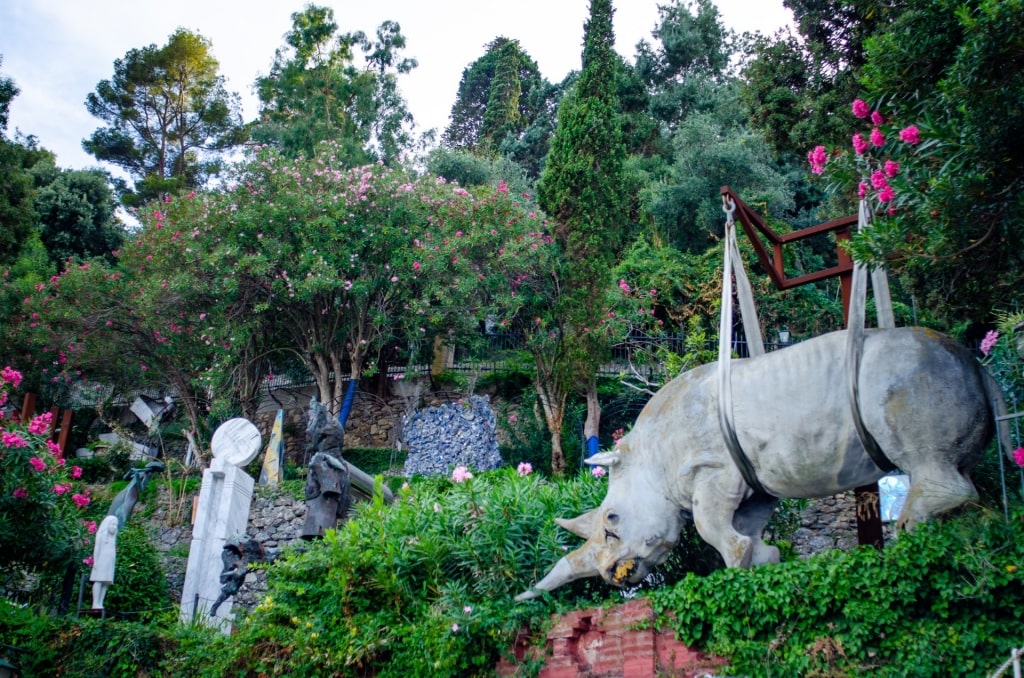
[209,535,265,617]
[107,460,165,530]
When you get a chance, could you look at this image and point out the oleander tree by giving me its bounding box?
[19,191,237,450]
[0,367,93,580]
[210,144,554,419]
[804,0,1024,327]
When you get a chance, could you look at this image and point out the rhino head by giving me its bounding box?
[515,445,684,601]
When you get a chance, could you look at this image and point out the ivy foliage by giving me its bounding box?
[649,508,1024,677]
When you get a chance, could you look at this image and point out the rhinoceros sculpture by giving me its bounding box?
[516,327,1008,601]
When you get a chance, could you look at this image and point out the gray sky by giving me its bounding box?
[0,0,793,174]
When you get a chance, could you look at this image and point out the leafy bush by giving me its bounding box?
[103,525,173,623]
[342,447,408,476]
[0,599,170,677]
[202,467,618,676]
[649,508,1024,677]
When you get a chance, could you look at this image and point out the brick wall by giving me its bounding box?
[495,598,726,678]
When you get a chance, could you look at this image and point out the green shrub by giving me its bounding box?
[343,447,408,476]
[649,507,1024,677]
[214,468,617,676]
[103,525,172,623]
[475,367,532,399]
[0,599,171,677]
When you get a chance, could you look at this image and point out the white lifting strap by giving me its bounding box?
[846,199,896,472]
[718,196,770,496]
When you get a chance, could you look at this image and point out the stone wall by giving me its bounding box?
[149,483,309,614]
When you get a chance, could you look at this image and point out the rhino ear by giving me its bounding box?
[555,509,598,538]
[585,451,621,467]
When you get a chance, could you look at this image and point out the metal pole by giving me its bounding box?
[76,571,88,616]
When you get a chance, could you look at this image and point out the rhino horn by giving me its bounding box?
[555,509,598,538]
[585,450,621,467]
[515,541,601,601]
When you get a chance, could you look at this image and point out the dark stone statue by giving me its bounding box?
[304,396,345,460]
[209,535,264,617]
[301,452,352,539]
[301,397,351,540]
[107,460,165,530]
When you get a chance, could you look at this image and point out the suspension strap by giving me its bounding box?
[718,196,771,496]
[846,199,897,473]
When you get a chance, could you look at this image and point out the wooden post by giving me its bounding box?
[19,392,36,422]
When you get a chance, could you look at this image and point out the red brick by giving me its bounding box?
[499,599,726,678]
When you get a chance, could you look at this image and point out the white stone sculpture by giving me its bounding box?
[180,418,261,632]
[90,515,119,609]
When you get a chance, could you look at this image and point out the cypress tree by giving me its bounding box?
[538,0,627,469]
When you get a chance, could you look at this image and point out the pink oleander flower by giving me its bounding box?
[4,432,29,448]
[517,462,533,477]
[1,366,23,387]
[980,330,1000,356]
[52,483,70,495]
[451,465,473,483]
[72,493,90,508]
[899,125,920,144]
[852,133,869,156]
[28,411,53,435]
[46,439,63,457]
[618,279,631,294]
[807,145,828,174]
[870,110,885,126]
[84,520,97,534]
[29,456,46,471]
[83,556,94,567]
[870,127,885,147]
[413,261,421,270]
[884,160,900,178]
[463,605,473,614]
[13,487,28,499]
[71,466,82,479]
[451,623,460,633]
[878,185,895,203]
[870,171,888,190]
[591,466,607,479]
[858,182,868,199]
[1014,447,1024,468]
[852,99,870,118]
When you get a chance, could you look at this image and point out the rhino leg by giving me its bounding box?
[691,477,754,568]
[733,494,781,565]
[898,463,978,531]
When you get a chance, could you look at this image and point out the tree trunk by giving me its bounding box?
[583,374,601,457]
[533,360,567,475]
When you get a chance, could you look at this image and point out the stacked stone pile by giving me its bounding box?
[401,395,502,476]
